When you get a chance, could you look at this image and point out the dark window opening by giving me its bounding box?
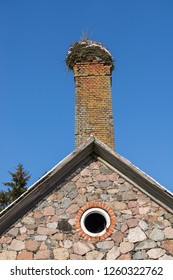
[84,213,106,233]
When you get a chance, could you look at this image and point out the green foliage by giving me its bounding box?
[0,163,31,211]
[0,191,10,211]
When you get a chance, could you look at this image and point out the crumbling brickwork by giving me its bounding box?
[74,61,115,149]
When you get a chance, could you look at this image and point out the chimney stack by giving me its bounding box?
[66,40,115,150]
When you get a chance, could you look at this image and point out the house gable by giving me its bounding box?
[1,137,173,236]
[0,137,173,260]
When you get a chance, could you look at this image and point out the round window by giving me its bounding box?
[81,207,110,237]
[75,202,116,241]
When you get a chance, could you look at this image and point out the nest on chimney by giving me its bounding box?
[66,40,114,71]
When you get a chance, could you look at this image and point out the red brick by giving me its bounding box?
[73,62,115,149]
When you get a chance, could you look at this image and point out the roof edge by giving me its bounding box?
[0,136,173,235]
[0,137,95,234]
[93,138,173,213]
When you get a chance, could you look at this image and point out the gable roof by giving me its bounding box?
[0,136,173,235]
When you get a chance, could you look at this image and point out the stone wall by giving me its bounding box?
[0,159,173,260]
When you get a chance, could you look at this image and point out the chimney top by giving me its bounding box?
[66,39,114,71]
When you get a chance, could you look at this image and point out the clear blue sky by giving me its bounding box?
[0,0,173,193]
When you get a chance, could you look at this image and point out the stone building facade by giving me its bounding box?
[0,40,173,260]
[0,139,173,260]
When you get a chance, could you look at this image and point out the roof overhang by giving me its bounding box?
[0,136,173,235]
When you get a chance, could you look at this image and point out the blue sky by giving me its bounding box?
[0,0,173,193]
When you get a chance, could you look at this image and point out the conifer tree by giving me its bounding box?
[0,163,31,210]
[0,191,10,211]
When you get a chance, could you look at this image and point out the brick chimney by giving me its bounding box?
[66,40,115,150]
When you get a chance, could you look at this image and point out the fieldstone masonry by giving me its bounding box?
[0,159,173,260]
